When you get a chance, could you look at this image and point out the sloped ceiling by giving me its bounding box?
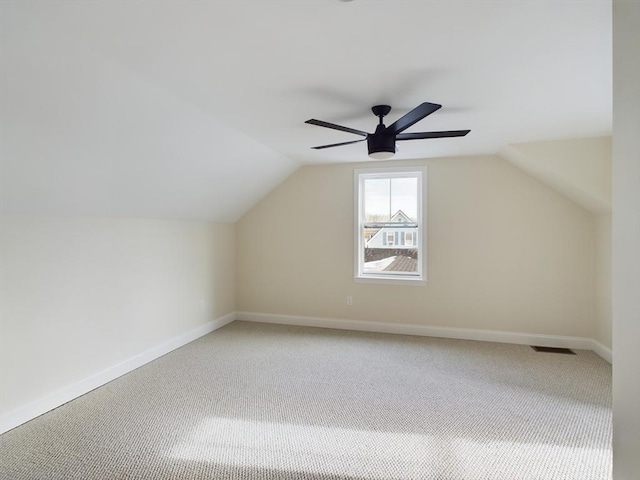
[500,137,612,214]
[0,1,612,221]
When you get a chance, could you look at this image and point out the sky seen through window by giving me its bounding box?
[364,177,418,221]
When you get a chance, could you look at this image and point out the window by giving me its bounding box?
[405,231,414,247]
[386,232,395,246]
[354,167,426,285]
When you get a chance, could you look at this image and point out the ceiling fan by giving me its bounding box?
[305,102,470,159]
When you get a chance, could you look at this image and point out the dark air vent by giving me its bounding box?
[531,346,576,355]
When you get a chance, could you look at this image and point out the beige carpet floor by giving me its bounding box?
[0,321,612,479]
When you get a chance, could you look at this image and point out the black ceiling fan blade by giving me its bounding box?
[396,130,471,140]
[305,119,368,137]
[386,102,442,135]
[311,139,366,150]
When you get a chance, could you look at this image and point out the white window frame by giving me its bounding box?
[354,166,427,286]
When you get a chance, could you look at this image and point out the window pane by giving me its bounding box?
[363,226,419,274]
[363,177,418,223]
[363,178,390,222]
[390,177,418,222]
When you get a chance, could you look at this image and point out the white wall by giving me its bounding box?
[594,214,612,349]
[612,1,640,477]
[0,213,236,423]
[237,155,596,339]
[500,136,612,213]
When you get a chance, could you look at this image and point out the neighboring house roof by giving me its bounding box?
[389,210,412,223]
[383,256,417,273]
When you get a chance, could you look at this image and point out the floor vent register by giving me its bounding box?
[531,346,576,355]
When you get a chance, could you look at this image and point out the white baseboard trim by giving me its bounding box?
[237,311,611,361]
[0,312,236,435]
[590,339,612,363]
[2,311,612,435]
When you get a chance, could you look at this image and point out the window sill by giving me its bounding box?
[353,275,427,286]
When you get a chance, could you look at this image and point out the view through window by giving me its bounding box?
[355,167,425,282]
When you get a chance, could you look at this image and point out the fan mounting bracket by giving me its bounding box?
[371,105,391,118]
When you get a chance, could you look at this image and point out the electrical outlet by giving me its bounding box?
[346,296,353,306]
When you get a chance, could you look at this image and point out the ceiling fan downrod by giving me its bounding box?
[369,105,395,159]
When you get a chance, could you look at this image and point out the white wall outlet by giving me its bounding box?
[346,296,353,306]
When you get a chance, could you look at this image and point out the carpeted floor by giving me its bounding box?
[0,321,612,479]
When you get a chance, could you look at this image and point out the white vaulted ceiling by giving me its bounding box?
[0,1,612,221]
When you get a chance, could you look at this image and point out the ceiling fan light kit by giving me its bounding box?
[305,102,470,159]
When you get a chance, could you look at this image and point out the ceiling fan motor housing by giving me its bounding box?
[368,123,396,159]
